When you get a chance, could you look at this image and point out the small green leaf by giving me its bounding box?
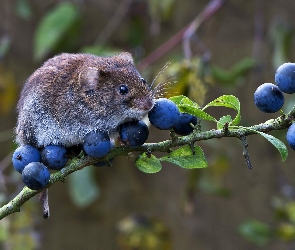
[239,219,272,246]
[68,167,100,208]
[34,2,79,61]
[169,95,198,106]
[170,95,216,122]
[255,130,288,161]
[203,95,241,126]
[136,153,162,173]
[160,145,208,169]
[217,115,232,130]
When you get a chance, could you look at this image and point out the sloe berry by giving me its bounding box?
[275,63,295,94]
[254,83,284,113]
[286,123,295,150]
[41,145,68,170]
[173,113,199,136]
[22,162,50,190]
[119,120,149,146]
[12,145,41,173]
[83,131,111,158]
[148,98,180,130]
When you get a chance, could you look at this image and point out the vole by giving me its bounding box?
[15,52,154,148]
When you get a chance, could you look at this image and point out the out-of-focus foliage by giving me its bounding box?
[34,2,81,61]
[0,36,10,60]
[148,0,175,22]
[117,215,171,250]
[157,57,255,106]
[68,166,100,208]
[239,219,273,247]
[0,66,18,115]
[0,200,38,250]
[210,58,256,86]
[15,0,32,21]
[270,21,293,70]
[198,155,231,196]
[239,195,295,246]
[157,58,208,105]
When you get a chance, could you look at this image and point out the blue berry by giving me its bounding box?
[173,113,198,136]
[254,83,284,113]
[148,98,180,130]
[119,120,149,146]
[83,131,111,158]
[94,141,115,167]
[22,162,50,190]
[41,145,68,170]
[275,63,295,94]
[286,123,295,150]
[12,145,41,173]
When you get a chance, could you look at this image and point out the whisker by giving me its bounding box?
[149,60,172,89]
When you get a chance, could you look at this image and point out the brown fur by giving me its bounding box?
[15,52,154,147]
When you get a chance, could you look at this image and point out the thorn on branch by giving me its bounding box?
[146,148,152,158]
[239,135,253,170]
[223,122,229,135]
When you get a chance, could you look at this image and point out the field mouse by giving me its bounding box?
[15,52,154,148]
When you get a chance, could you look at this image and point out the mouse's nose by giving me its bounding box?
[135,97,154,111]
[143,99,154,111]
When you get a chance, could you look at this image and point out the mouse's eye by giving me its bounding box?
[119,85,129,95]
[140,78,147,84]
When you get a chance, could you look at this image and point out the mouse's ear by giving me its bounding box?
[116,52,134,64]
[78,67,107,90]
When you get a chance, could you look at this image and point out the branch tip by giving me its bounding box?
[240,136,253,170]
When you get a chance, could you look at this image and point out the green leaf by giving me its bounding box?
[68,167,100,208]
[169,95,198,106]
[160,145,208,169]
[203,95,241,126]
[254,130,288,161]
[170,95,216,122]
[217,115,232,130]
[34,2,79,61]
[239,219,272,246]
[136,153,162,173]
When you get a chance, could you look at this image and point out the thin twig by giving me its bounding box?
[239,135,252,170]
[95,0,134,46]
[183,0,225,59]
[139,0,225,70]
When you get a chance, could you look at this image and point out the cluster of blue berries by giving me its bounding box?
[12,98,198,190]
[253,62,295,150]
[148,98,198,135]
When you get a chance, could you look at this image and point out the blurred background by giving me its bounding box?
[1,0,295,249]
